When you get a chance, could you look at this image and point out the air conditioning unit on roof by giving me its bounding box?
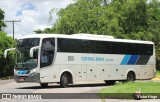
[72,33,114,39]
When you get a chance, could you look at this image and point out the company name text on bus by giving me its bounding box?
[81,57,113,62]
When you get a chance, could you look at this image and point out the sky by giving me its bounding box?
[0,0,72,39]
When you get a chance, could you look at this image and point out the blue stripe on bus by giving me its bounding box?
[127,55,139,65]
[121,55,131,65]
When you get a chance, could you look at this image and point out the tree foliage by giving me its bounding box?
[0,9,15,76]
[36,0,160,69]
[0,9,6,31]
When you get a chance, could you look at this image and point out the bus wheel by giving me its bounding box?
[60,74,69,88]
[127,72,135,82]
[40,83,48,88]
[104,80,116,86]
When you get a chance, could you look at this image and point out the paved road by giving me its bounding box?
[0,79,160,102]
[0,79,106,102]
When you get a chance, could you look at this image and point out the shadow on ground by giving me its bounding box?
[17,83,107,89]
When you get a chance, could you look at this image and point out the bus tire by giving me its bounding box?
[60,74,69,88]
[104,80,116,86]
[127,72,135,82]
[40,83,48,88]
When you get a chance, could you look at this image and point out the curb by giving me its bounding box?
[152,77,160,80]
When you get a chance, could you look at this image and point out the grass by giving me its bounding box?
[98,82,160,99]
[156,71,160,78]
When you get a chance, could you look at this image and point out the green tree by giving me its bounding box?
[0,9,15,76]
[49,0,123,36]
[0,9,6,31]
[44,0,160,69]
[48,0,153,39]
[0,31,15,76]
[33,29,43,34]
[147,0,160,69]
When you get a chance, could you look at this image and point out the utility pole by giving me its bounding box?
[5,20,21,39]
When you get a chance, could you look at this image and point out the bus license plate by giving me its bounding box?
[19,78,24,81]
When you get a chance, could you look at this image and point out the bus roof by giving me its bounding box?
[20,34,154,44]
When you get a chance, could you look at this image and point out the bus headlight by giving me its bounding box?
[14,74,18,77]
[29,72,36,77]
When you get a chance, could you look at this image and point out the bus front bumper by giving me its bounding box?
[14,73,40,83]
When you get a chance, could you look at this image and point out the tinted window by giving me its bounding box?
[140,44,153,55]
[58,38,81,53]
[127,43,138,55]
[112,42,126,54]
[95,41,105,53]
[57,38,153,55]
[81,40,94,53]
[95,41,112,54]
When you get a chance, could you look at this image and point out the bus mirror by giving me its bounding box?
[4,48,16,58]
[30,46,40,58]
[4,51,7,58]
[30,49,34,58]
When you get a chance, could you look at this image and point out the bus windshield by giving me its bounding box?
[16,38,40,69]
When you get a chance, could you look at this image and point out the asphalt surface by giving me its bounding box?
[0,79,105,102]
[0,79,160,102]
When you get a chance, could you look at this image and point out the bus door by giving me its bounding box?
[40,38,55,82]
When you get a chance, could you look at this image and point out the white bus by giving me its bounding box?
[4,34,156,88]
